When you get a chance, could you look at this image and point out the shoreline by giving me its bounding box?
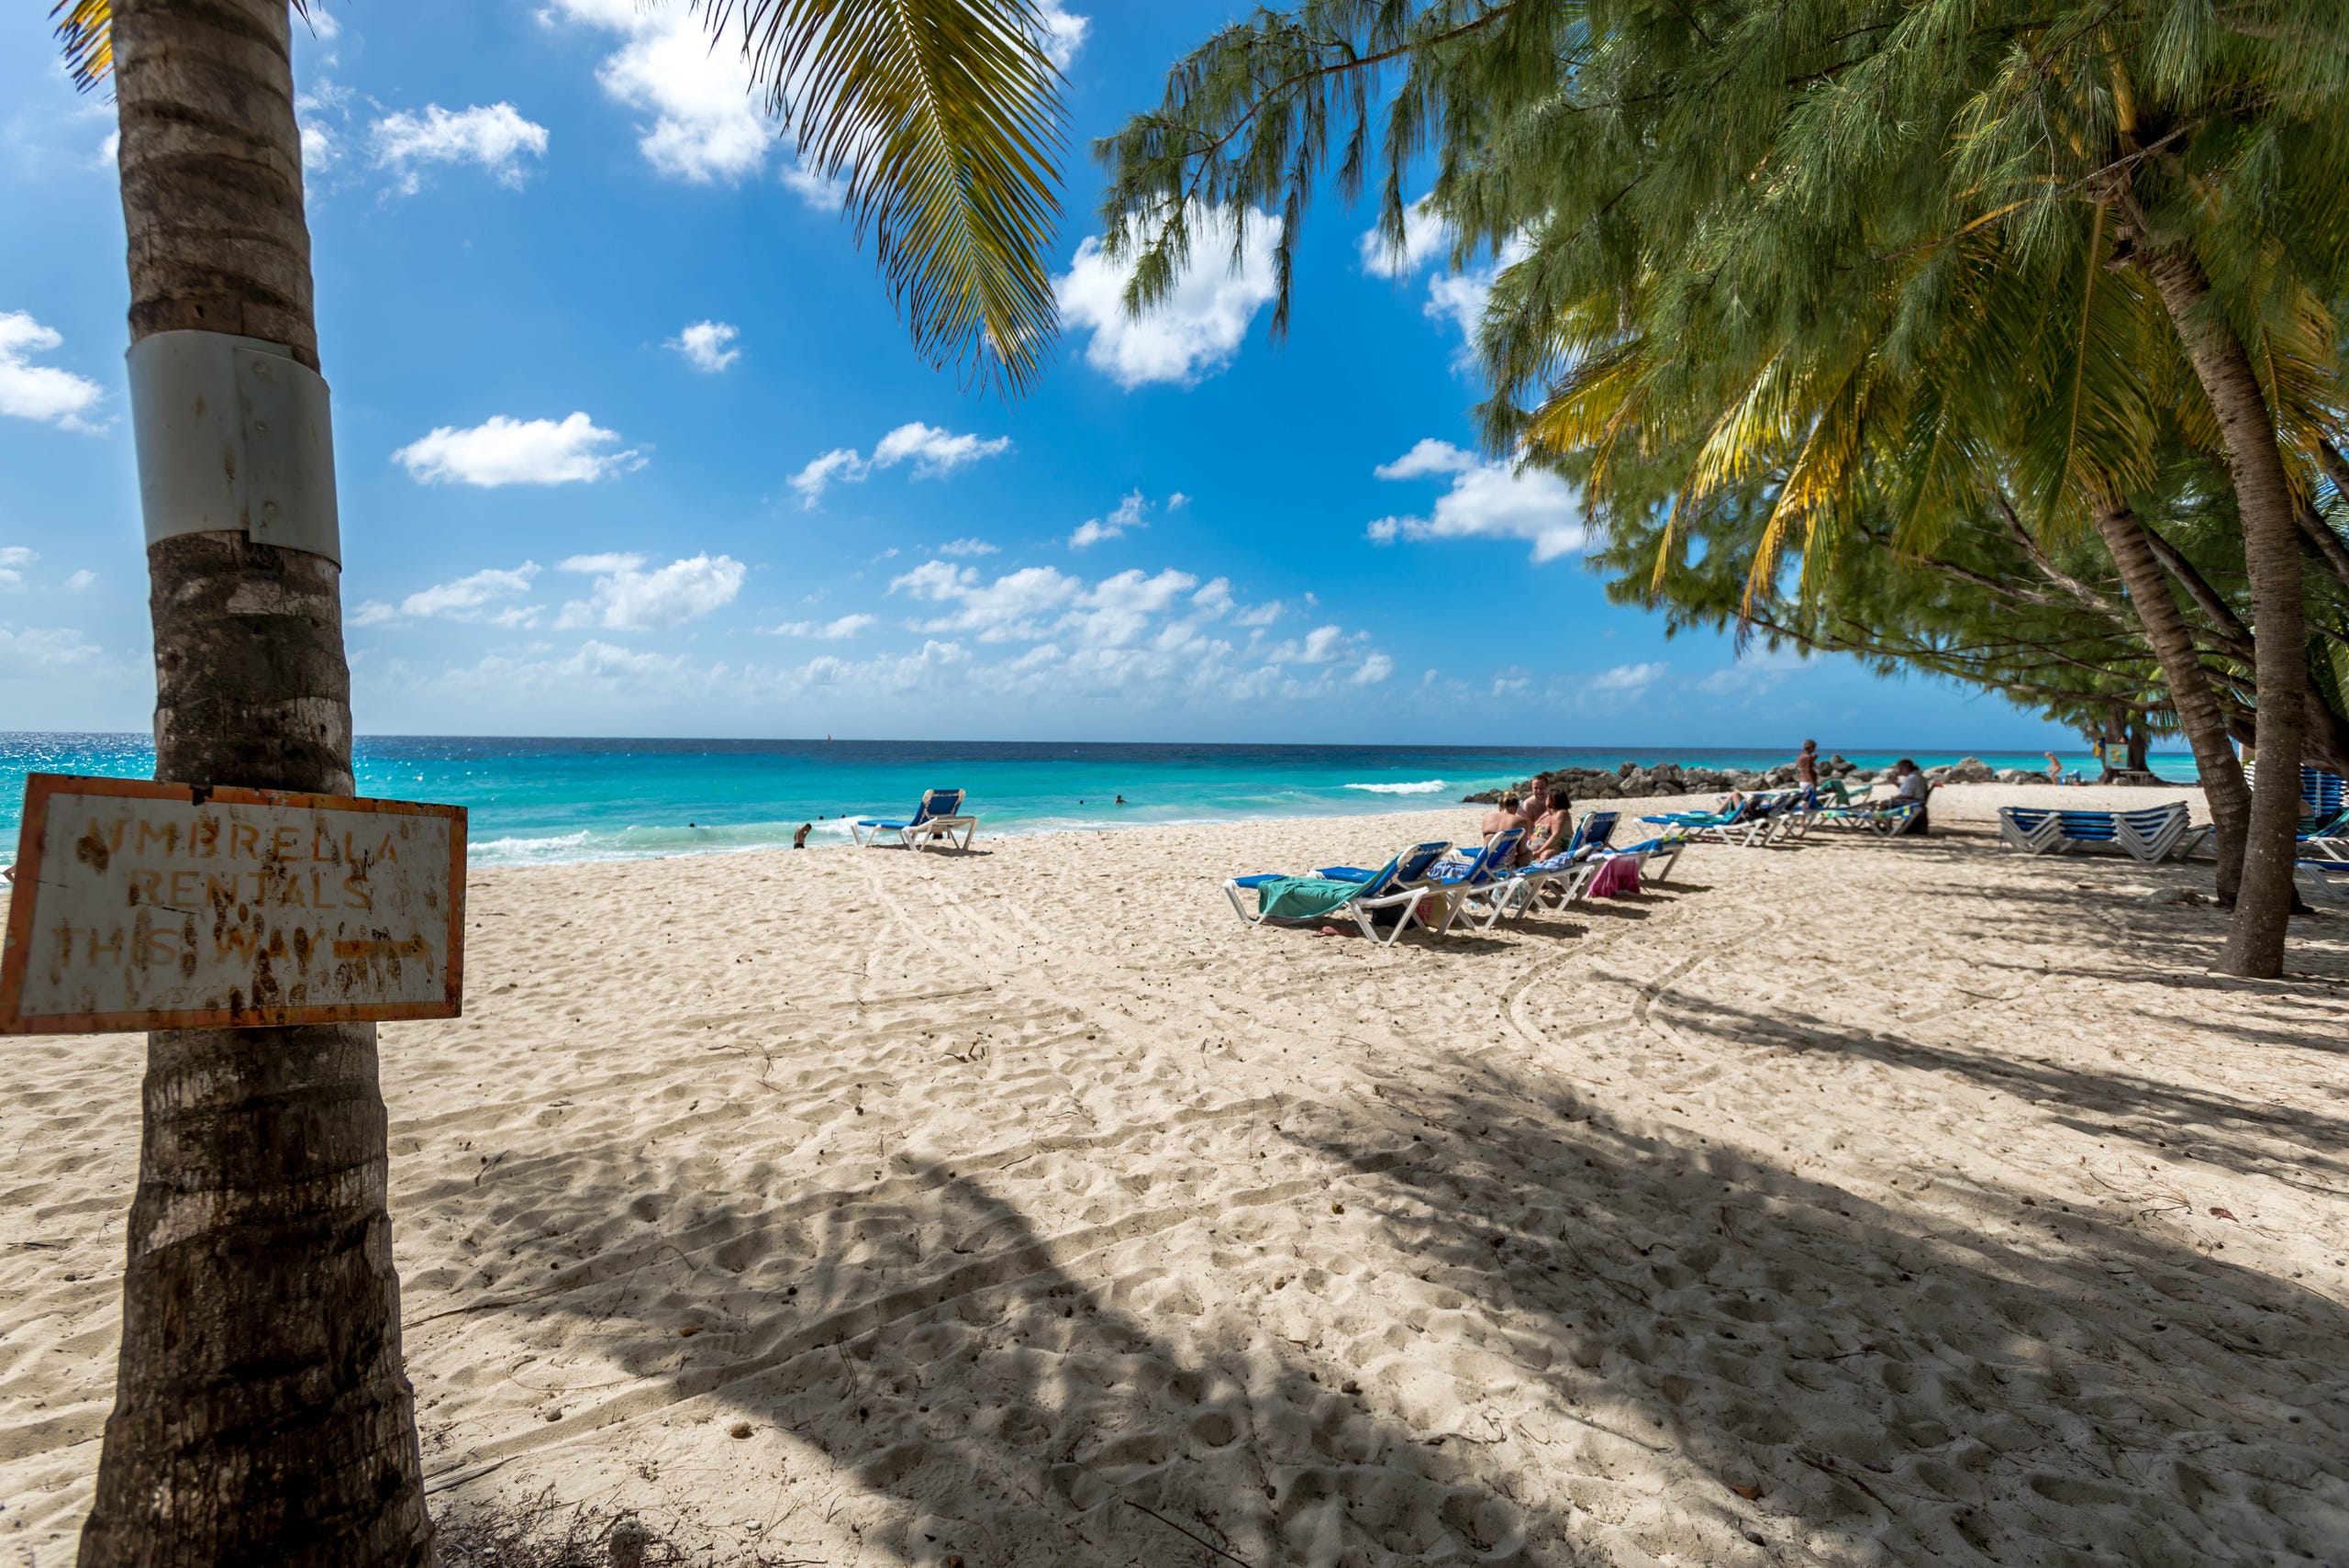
[461,775,2218,873]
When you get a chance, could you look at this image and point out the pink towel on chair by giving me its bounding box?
[1589,855,1642,898]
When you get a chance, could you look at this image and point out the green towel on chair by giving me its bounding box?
[1254,875,1369,920]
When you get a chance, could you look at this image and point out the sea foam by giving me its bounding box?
[1343,779,1448,795]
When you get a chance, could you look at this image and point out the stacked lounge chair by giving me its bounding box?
[852,788,978,851]
[1996,802,2210,863]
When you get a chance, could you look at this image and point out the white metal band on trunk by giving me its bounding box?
[127,330,341,564]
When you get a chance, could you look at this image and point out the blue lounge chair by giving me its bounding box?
[1644,791,1791,847]
[1477,809,1625,918]
[852,788,976,851]
[2299,807,2348,862]
[2297,858,2349,901]
[1419,827,1528,933]
[1223,840,1453,945]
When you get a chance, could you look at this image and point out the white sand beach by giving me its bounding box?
[5,783,2347,1566]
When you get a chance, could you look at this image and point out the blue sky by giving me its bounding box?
[0,1,2076,749]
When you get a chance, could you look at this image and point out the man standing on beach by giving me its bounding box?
[1796,740,1820,788]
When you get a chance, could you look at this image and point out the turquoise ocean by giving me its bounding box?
[0,734,2195,869]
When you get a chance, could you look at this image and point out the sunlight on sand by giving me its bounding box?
[3,784,2344,1565]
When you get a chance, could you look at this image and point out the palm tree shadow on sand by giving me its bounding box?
[418,1044,2347,1566]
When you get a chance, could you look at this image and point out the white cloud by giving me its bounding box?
[761,613,875,639]
[1035,3,1090,68]
[1233,600,1283,628]
[938,538,998,558]
[1692,648,1809,697]
[1358,196,1532,351]
[556,552,745,631]
[1357,198,1451,279]
[0,546,33,587]
[394,412,640,487]
[789,421,1012,507]
[299,119,337,172]
[0,623,103,673]
[891,560,1081,641]
[876,555,1386,699]
[1269,624,1349,664]
[544,0,836,198]
[1065,567,1198,647]
[1058,207,1281,388]
[872,421,1014,476]
[1589,662,1668,697]
[0,312,104,430]
[64,568,96,592]
[789,448,867,507]
[350,601,399,627]
[372,103,549,193]
[405,562,544,627]
[669,320,740,373]
[1070,490,1149,549]
[1367,439,1586,562]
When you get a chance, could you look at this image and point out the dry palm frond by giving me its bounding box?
[52,0,319,92]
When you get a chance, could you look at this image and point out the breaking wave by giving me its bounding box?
[1343,779,1448,795]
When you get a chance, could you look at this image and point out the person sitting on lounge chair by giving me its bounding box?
[1888,759,1931,834]
[1512,779,1549,840]
[1482,793,1522,839]
[1522,788,1575,865]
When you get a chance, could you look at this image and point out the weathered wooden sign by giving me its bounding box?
[0,773,465,1034]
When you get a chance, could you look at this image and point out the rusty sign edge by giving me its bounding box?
[0,773,468,1036]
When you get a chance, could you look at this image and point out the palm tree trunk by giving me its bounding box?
[80,3,433,1564]
[2143,247,2306,978]
[2093,505,2251,900]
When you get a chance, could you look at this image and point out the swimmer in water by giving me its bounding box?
[1115,795,1127,805]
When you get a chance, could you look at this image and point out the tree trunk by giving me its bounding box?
[2143,247,2307,976]
[2093,506,2253,900]
[81,4,433,1565]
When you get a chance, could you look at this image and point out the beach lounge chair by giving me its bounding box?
[1644,791,1788,847]
[1484,809,1625,915]
[852,788,977,851]
[2297,858,2349,902]
[1419,827,1528,934]
[2300,807,2349,862]
[1603,828,1690,881]
[1224,840,1453,945]
[1996,803,2208,863]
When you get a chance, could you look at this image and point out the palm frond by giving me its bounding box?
[50,0,111,92]
[702,0,1066,395]
[53,0,318,93]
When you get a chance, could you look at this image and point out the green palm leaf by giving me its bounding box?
[704,0,1066,395]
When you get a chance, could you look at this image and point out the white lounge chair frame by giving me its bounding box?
[852,789,977,851]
